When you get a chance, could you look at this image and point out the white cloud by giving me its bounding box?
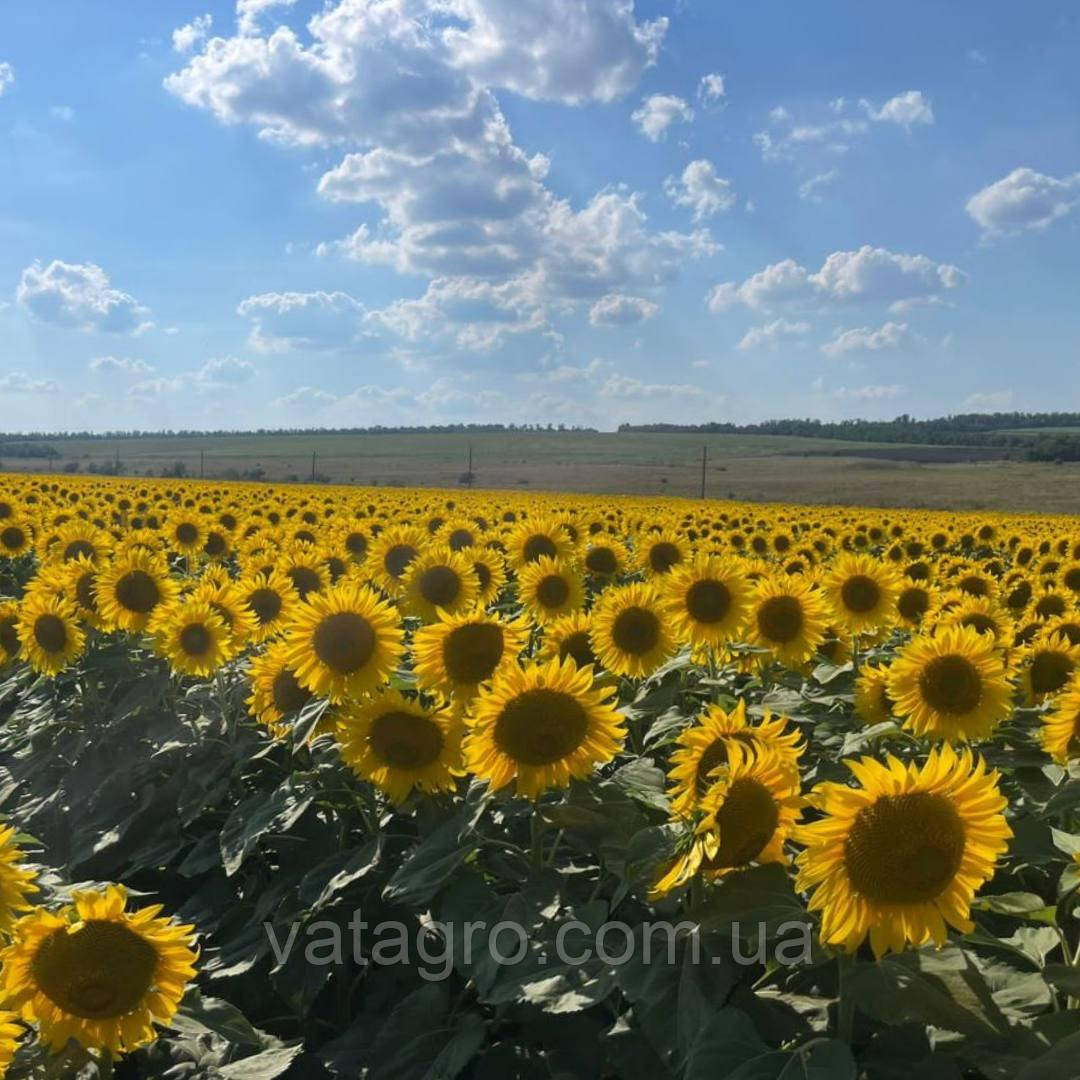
[966,167,1080,235]
[798,169,838,202]
[963,389,1014,411]
[0,62,13,96]
[697,73,725,105]
[821,321,917,357]
[832,383,906,400]
[195,356,255,385]
[737,319,811,351]
[237,290,367,351]
[631,94,693,141]
[236,0,297,36]
[588,293,659,326]
[860,90,934,130]
[599,373,705,400]
[271,385,338,408]
[691,359,710,369]
[0,372,59,394]
[16,260,152,334]
[709,246,963,314]
[89,356,155,374]
[173,13,213,53]
[126,356,254,401]
[664,160,735,220]
[754,110,867,161]
[49,105,75,122]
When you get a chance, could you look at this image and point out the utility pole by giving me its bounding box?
[115,446,120,474]
[311,450,317,482]
[467,444,473,488]
[700,443,707,499]
[200,448,205,478]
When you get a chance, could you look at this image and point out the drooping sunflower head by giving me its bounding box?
[854,664,896,727]
[401,545,481,623]
[517,556,585,625]
[283,582,404,703]
[464,657,625,799]
[746,575,828,668]
[888,624,1013,743]
[0,824,38,936]
[61,554,106,629]
[247,638,317,736]
[1041,674,1080,764]
[795,744,1011,958]
[0,884,198,1054]
[412,610,528,701]
[336,690,464,803]
[822,552,900,635]
[0,601,22,667]
[590,581,676,679]
[1018,631,1080,705]
[15,592,86,677]
[660,553,751,650]
[94,550,178,633]
[539,611,601,673]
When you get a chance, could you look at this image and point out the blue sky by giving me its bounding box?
[1,0,1078,433]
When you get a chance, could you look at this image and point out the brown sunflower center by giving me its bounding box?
[345,532,368,557]
[612,607,661,655]
[204,532,227,557]
[248,587,283,625]
[840,575,881,614]
[704,777,779,868]
[959,613,996,637]
[1030,650,1074,696]
[287,566,322,600]
[63,539,95,562]
[175,522,199,545]
[494,689,589,765]
[959,575,989,597]
[443,623,505,684]
[648,542,681,573]
[384,544,419,579]
[34,614,68,653]
[313,612,376,674]
[1036,595,1067,619]
[694,734,755,797]
[369,710,444,769]
[32,920,158,1019]
[919,654,983,714]
[756,595,804,644]
[898,587,929,621]
[523,534,558,562]
[536,574,570,609]
[559,631,597,671]
[114,570,161,615]
[685,580,732,624]
[0,526,25,551]
[0,618,20,658]
[474,561,492,591]
[75,572,98,612]
[272,669,313,714]
[449,529,474,551]
[179,623,213,657]
[1064,568,1080,593]
[844,791,966,904]
[585,547,618,575]
[419,566,461,608]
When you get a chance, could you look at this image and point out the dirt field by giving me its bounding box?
[2,431,1079,514]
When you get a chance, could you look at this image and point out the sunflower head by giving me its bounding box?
[412,610,528,701]
[401,545,481,623]
[517,556,585,625]
[660,554,751,650]
[746,575,828,668]
[591,581,676,679]
[823,552,900,635]
[15,592,86,676]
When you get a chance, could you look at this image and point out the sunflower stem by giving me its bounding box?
[836,951,856,1045]
[530,812,545,871]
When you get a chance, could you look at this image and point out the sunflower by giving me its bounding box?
[336,691,464,803]
[16,593,86,677]
[660,554,751,651]
[0,519,33,558]
[746,575,828,668]
[412,610,527,701]
[0,602,21,667]
[94,551,178,633]
[51,520,112,566]
[247,638,316,736]
[897,584,932,627]
[1040,675,1080,763]
[590,582,676,679]
[635,530,690,578]
[582,538,629,582]
[367,525,427,594]
[238,568,299,643]
[470,547,507,606]
[464,657,625,799]
[61,555,105,629]
[0,1011,20,1075]
[854,664,896,726]
[277,544,331,603]
[888,625,1013,742]
[822,553,900,635]
[165,512,206,556]
[505,516,575,570]
[283,582,404,703]
[517,556,585,625]
[795,744,1011,957]
[1017,631,1080,705]
[401,545,481,623]
[652,744,803,898]
[150,599,232,677]
[940,594,1012,645]
[539,611,601,672]
[185,579,259,653]
[0,825,37,936]
[666,698,804,817]
[0,884,197,1054]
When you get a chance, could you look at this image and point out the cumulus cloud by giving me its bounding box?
[664,160,736,220]
[237,290,367,351]
[0,62,13,96]
[16,259,152,334]
[798,169,838,202]
[860,90,934,130]
[754,109,867,161]
[820,321,917,357]
[697,73,725,105]
[832,383,906,400]
[271,384,338,408]
[195,356,255,385]
[963,389,1014,410]
[966,167,1080,235]
[588,293,659,326]
[709,246,964,314]
[0,372,59,394]
[598,373,705,400]
[737,319,811,351]
[173,13,213,53]
[631,94,693,141]
[236,0,297,36]
[89,356,155,374]
[126,357,254,401]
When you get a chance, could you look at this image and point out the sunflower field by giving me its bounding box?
[2,475,1080,1078]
